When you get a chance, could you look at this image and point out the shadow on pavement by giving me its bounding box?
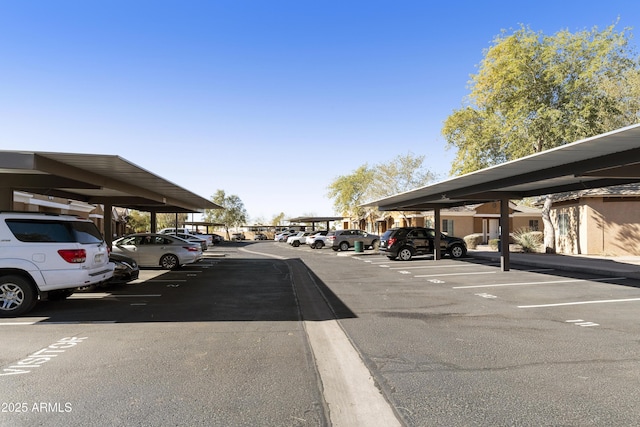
[27,257,357,324]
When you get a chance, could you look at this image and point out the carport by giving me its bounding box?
[287,216,345,231]
[366,123,640,271]
[0,151,222,245]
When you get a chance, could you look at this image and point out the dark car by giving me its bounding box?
[109,252,140,283]
[76,252,139,292]
[379,227,467,261]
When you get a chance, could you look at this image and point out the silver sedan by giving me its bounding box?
[112,233,203,269]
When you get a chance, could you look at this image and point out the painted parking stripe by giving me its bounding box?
[453,277,627,289]
[388,263,496,270]
[0,322,37,326]
[415,271,497,278]
[68,294,162,299]
[519,297,640,308]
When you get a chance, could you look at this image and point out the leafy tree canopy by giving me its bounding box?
[271,212,286,226]
[327,152,436,218]
[204,189,247,232]
[443,22,640,175]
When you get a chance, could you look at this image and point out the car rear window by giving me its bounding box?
[381,230,395,239]
[70,221,105,243]
[6,219,104,243]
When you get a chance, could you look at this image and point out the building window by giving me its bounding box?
[529,220,539,231]
[558,213,569,236]
[442,219,454,235]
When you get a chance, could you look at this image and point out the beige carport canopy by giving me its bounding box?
[0,151,223,244]
[287,216,345,231]
[365,123,640,270]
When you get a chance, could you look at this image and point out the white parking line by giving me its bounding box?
[388,263,494,270]
[0,322,36,326]
[68,294,162,299]
[415,271,497,278]
[519,297,640,308]
[453,277,627,289]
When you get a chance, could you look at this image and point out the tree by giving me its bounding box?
[327,152,437,226]
[203,190,247,239]
[271,212,286,227]
[126,210,150,233]
[443,22,640,251]
[327,165,374,219]
[368,152,437,200]
[156,213,188,230]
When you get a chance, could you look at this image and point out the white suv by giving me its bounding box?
[0,212,114,317]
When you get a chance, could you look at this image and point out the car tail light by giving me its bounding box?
[184,246,199,252]
[58,249,87,263]
[388,237,397,247]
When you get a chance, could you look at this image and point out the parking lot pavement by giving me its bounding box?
[4,240,640,426]
[263,241,640,425]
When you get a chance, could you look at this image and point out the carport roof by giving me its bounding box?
[366,123,640,211]
[287,216,345,223]
[0,151,222,213]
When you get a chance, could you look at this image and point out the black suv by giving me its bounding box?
[379,227,467,261]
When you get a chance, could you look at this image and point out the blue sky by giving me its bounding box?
[1,1,638,222]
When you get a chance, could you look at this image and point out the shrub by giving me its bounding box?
[464,234,483,249]
[512,228,543,253]
[488,239,500,250]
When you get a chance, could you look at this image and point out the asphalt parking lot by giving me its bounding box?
[2,240,640,426]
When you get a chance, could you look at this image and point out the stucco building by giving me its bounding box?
[542,184,640,256]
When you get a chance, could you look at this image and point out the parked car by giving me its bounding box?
[379,227,467,261]
[212,234,224,244]
[0,211,115,317]
[158,228,214,247]
[76,252,139,292]
[231,232,245,241]
[326,229,380,251]
[165,232,208,251]
[253,233,267,240]
[287,231,314,247]
[111,233,202,269]
[306,231,328,249]
[107,252,140,283]
[274,230,296,242]
[158,227,194,235]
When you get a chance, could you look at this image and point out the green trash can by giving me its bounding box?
[354,240,364,253]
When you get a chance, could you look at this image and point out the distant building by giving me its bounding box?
[539,184,640,256]
[369,201,543,243]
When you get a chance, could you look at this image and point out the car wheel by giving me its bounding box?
[293,241,300,247]
[160,254,180,270]
[370,240,380,250]
[449,244,466,259]
[398,247,413,261]
[339,241,349,251]
[316,241,324,249]
[0,275,37,317]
